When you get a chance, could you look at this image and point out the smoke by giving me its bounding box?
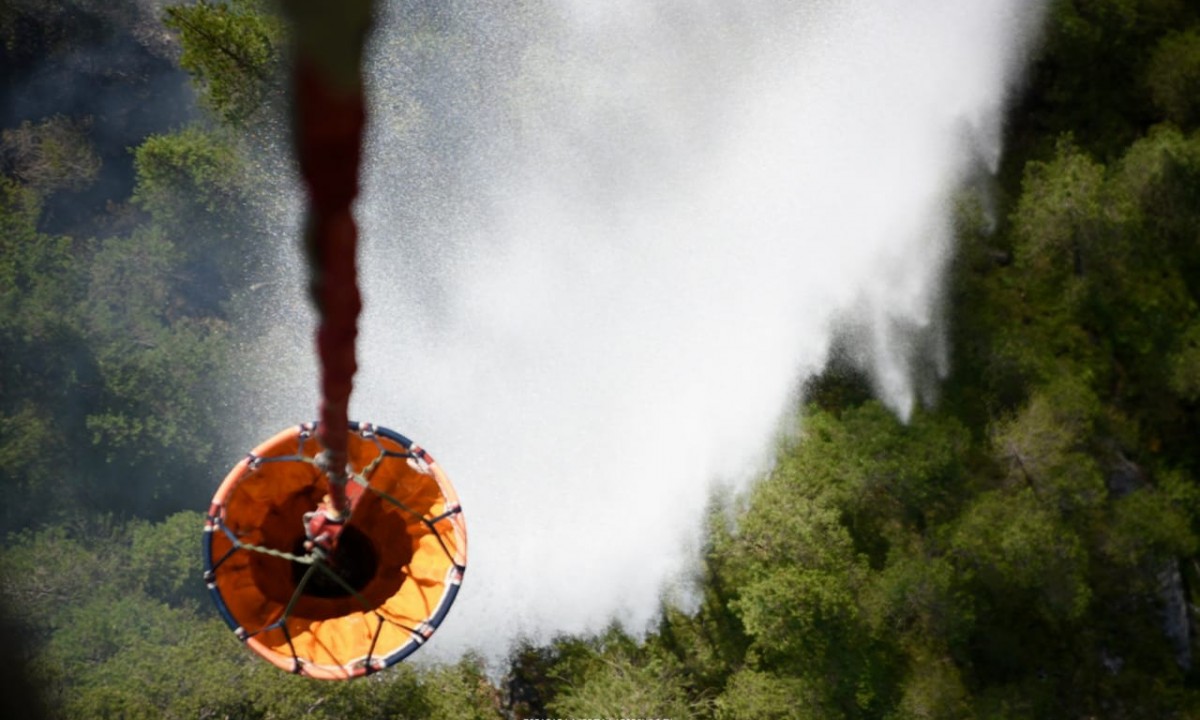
[251,0,1045,662]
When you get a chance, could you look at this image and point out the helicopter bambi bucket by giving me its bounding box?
[204,422,467,679]
[203,0,467,678]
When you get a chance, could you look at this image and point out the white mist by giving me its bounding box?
[247,0,1046,662]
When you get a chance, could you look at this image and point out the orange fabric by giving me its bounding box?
[207,425,467,679]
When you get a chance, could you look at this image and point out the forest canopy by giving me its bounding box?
[2,0,1199,717]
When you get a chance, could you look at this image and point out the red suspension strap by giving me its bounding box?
[283,0,374,518]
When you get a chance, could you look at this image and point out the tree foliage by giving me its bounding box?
[1,115,101,194]
[164,0,284,127]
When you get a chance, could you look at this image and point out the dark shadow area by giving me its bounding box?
[0,596,49,720]
[291,525,380,599]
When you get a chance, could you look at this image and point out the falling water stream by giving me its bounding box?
[247,0,1046,662]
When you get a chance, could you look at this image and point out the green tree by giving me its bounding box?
[715,669,821,720]
[132,127,264,306]
[990,374,1106,515]
[420,657,505,720]
[714,404,971,717]
[892,646,971,720]
[80,225,229,516]
[949,488,1091,624]
[1147,29,1200,128]
[532,629,698,720]
[164,0,284,127]
[1,115,101,195]
[0,177,92,529]
[128,510,210,609]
